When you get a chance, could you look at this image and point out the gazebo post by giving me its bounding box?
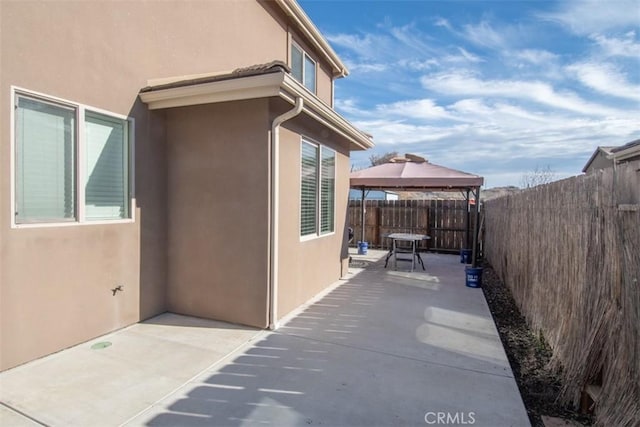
[360,186,366,244]
[465,189,471,249]
[471,186,481,268]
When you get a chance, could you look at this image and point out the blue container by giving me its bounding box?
[358,241,368,255]
[465,267,483,288]
[460,249,472,264]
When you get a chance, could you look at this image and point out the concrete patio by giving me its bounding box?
[0,250,530,427]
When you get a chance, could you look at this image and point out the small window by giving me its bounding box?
[300,140,335,238]
[304,55,316,93]
[292,44,304,83]
[13,90,133,226]
[291,42,316,93]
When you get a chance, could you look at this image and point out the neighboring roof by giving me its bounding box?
[350,157,484,190]
[275,0,348,78]
[610,138,640,163]
[611,138,640,153]
[582,146,615,173]
[610,139,640,163]
[139,62,373,151]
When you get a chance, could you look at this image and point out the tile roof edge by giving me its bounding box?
[140,60,290,93]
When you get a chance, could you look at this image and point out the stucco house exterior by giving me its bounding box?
[0,0,373,371]
[583,139,640,174]
[582,146,615,174]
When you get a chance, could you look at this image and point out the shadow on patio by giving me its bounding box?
[134,251,529,427]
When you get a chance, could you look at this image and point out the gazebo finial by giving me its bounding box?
[388,153,427,163]
[405,153,427,163]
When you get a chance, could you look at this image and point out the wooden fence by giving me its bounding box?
[484,160,639,426]
[347,199,475,252]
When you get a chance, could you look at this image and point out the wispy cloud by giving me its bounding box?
[433,17,453,31]
[590,32,640,58]
[420,71,630,117]
[346,62,389,73]
[512,49,558,65]
[327,20,486,76]
[375,99,454,121]
[398,58,440,71]
[326,33,384,60]
[462,20,508,49]
[343,96,637,148]
[538,0,640,35]
[566,62,640,102]
[449,47,484,63]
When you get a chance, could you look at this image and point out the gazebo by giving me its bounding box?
[350,154,484,266]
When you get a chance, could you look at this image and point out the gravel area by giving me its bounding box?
[480,263,594,427]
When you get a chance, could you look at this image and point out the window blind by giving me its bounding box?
[85,111,128,220]
[300,142,318,236]
[15,96,76,223]
[320,148,335,233]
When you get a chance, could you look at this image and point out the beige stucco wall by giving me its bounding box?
[165,100,271,328]
[276,117,351,320]
[0,0,312,370]
[317,62,335,108]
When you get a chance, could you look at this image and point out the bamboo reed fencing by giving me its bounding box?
[347,199,474,252]
[484,160,639,426]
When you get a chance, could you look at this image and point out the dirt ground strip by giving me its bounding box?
[481,263,594,427]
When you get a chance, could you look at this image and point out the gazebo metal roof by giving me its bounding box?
[350,158,484,190]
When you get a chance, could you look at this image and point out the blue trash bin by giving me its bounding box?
[465,267,483,288]
[460,249,472,264]
[358,241,368,255]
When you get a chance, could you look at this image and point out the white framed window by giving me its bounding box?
[291,42,316,93]
[12,88,134,227]
[320,147,335,233]
[300,140,335,238]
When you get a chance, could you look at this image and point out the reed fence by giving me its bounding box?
[347,199,475,252]
[484,160,640,426]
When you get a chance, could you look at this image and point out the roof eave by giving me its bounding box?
[275,0,349,78]
[139,72,285,109]
[138,71,373,151]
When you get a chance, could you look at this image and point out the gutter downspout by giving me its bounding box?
[269,97,303,330]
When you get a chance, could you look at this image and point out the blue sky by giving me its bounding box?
[300,0,640,188]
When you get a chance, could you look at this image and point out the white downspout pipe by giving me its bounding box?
[269,97,303,330]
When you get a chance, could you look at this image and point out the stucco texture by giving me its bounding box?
[0,0,348,370]
[165,100,270,328]
[276,119,351,321]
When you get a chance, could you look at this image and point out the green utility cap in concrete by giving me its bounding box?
[91,342,112,350]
